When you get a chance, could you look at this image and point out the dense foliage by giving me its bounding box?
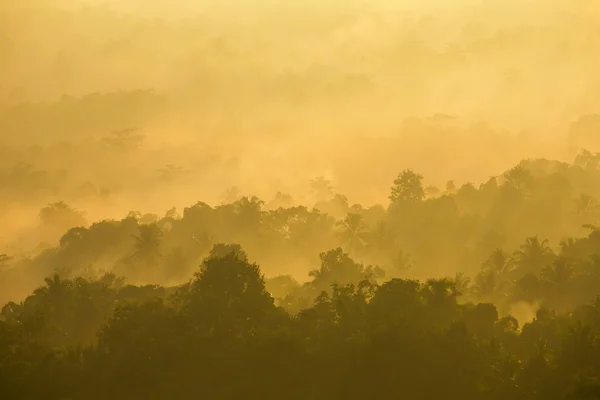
[3,155,600,398]
[3,1,600,398]
[3,243,600,399]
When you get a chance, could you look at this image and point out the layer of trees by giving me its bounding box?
[3,155,600,398]
[3,243,600,399]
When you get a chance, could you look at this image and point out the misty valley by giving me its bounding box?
[3,0,600,399]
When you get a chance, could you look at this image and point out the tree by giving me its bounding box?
[336,213,368,254]
[130,224,164,270]
[503,165,533,191]
[101,127,144,151]
[309,248,378,292]
[559,237,577,259]
[207,243,247,261]
[452,272,471,297]
[421,278,460,328]
[513,236,554,275]
[39,201,86,228]
[541,257,574,287]
[234,196,265,231]
[184,244,278,338]
[473,249,513,300]
[484,249,514,276]
[389,169,425,206]
[310,176,334,202]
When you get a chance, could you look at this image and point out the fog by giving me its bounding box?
[1,0,600,301]
[4,2,600,398]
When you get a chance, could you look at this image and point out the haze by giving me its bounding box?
[4,1,600,398]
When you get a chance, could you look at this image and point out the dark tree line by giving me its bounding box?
[3,243,600,399]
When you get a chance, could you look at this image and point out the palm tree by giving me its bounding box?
[235,196,264,215]
[513,236,555,275]
[473,270,498,300]
[541,257,574,286]
[452,272,471,297]
[130,224,164,268]
[234,196,264,230]
[484,249,515,277]
[336,213,368,255]
[559,237,577,257]
[473,249,514,300]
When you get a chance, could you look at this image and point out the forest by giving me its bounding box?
[4,156,600,398]
[3,0,600,399]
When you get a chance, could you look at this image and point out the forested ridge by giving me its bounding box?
[4,154,600,399]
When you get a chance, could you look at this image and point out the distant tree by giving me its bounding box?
[504,165,533,191]
[130,224,164,269]
[39,201,86,228]
[452,272,471,297]
[473,249,514,300]
[101,128,144,151]
[164,207,179,220]
[267,192,293,209]
[309,248,379,292]
[389,169,425,206]
[445,180,456,192]
[310,176,334,202]
[513,236,554,275]
[422,278,460,304]
[558,237,578,260]
[234,196,264,230]
[484,249,515,277]
[541,257,574,287]
[336,213,368,254]
[574,149,600,171]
